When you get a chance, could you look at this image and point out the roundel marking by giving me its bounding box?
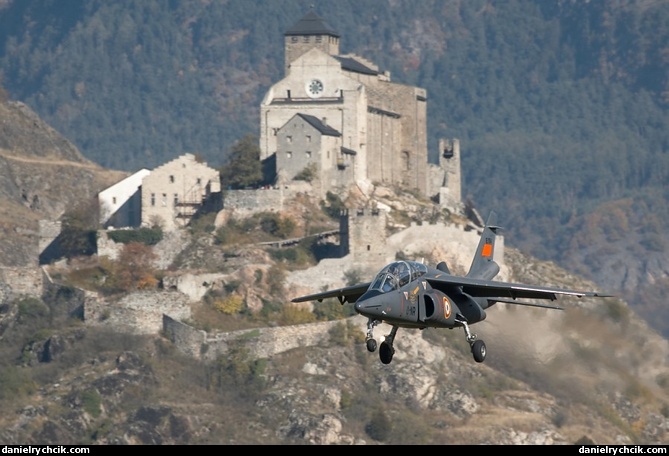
[443,296,452,319]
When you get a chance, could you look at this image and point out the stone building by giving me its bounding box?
[260,10,435,199]
[98,169,151,229]
[140,154,221,231]
[97,153,221,233]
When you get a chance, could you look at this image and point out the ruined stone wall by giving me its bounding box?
[84,290,191,335]
[162,315,207,359]
[163,314,344,361]
[223,188,285,215]
[38,220,61,256]
[0,266,43,298]
[96,230,122,260]
[162,272,226,302]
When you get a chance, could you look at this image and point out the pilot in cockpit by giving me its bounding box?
[382,265,399,292]
[382,275,395,292]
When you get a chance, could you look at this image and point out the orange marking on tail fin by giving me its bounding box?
[481,243,493,258]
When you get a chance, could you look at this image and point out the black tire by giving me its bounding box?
[379,341,394,364]
[472,339,486,363]
[366,338,377,352]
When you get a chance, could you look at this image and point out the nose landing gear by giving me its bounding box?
[364,319,399,364]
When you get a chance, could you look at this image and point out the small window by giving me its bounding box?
[197,178,202,185]
[287,151,292,159]
[291,36,298,43]
[162,193,167,207]
[112,197,117,205]
[287,136,292,143]
[315,36,322,43]
[169,175,175,183]
[151,193,156,207]
[174,194,179,206]
[302,36,309,43]
[306,135,311,143]
[306,151,312,158]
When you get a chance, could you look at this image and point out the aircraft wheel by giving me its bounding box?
[366,338,377,352]
[379,341,394,364]
[471,340,486,363]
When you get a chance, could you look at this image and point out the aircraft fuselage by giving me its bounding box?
[355,281,487,329]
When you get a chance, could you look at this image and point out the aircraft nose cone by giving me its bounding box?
[354,290,384,316]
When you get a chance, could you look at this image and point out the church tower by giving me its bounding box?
[261,10,430,199]
[284,10,340,74]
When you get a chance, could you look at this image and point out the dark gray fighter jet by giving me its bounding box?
[292,212,613,364]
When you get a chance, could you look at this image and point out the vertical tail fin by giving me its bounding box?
[466,211,501,280]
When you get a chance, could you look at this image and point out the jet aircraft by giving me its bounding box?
[292,212,612,364]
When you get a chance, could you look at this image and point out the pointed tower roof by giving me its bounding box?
[285,10,340,37]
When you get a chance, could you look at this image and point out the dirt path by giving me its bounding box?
[0,149,103,169]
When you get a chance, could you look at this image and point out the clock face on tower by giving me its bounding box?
[306,79,324,98]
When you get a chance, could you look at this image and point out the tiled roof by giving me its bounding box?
[285,10,339,37]
[297,113,341,136]
[335,56,378,76]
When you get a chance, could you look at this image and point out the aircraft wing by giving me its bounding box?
[426,275,613,301]
[291,282,372,304]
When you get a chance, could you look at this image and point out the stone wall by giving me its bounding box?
[96,230,122,260]
[223,188,285,215]
[163,314,344,361]
[0,266,43,298]
[84,290,191,335]
[220,183,315,219]
[162,272,226,302]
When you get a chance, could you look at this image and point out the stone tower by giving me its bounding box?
[438,138,462,210]
[283,10,340,73]
[340,208,388,267]
[260,10,429,199]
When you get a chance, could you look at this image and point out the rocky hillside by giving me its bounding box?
[1,93,669,445]
[1,223,668,444]
[0,99,126,266]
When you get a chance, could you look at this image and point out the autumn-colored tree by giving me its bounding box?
[113,242,158,291]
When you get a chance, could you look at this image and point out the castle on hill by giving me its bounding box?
[260,10,461,206]
[94,10,464,239]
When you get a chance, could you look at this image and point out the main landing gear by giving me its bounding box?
[457,316,486,363]
[365,319,398,364]
[364,317,487,364]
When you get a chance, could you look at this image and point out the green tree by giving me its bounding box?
[219,134,263,189]
[59,197,100,258]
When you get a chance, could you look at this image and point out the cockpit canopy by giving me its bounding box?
[369,261,428,293]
